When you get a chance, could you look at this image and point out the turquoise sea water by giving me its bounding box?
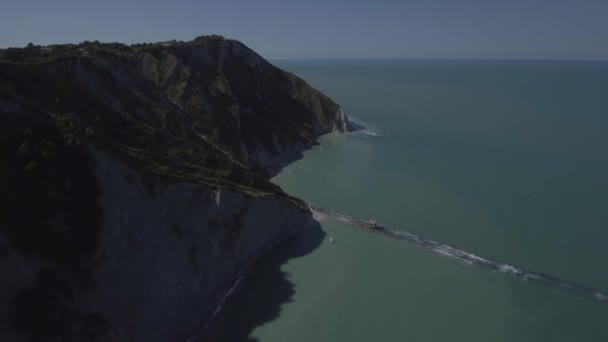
[206,60,608,341]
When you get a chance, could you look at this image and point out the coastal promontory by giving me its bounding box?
[0,35,352,341]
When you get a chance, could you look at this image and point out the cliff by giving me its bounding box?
[0,36,351,341]
[0,36,352,176]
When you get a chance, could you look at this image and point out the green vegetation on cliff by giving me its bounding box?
[1,35,350,201]
[0,35,354,340]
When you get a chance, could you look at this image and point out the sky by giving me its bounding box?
[1,0,608,60]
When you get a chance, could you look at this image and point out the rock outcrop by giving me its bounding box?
[0,36,351,341]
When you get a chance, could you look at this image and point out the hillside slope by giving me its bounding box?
[0,36,352,341]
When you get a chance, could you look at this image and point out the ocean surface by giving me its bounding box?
[205,60,608,341]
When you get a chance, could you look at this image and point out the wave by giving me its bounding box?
[309,204,608,303]
[361,130,390,137]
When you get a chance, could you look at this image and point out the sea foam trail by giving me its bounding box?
[309,205,608,303]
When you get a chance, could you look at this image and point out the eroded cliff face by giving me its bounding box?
[0,36,350,341]
[0,148,315,341]
[91,151,317,342]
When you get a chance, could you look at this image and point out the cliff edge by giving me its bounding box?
[0,35,352,341]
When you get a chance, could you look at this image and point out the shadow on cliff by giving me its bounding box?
[198,219,326,342]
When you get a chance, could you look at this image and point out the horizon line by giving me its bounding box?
[270,57,608,63]
[2,38,606,63]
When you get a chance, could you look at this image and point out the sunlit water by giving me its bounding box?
[208,60,608,341]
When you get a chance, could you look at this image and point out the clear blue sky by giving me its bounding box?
[2,0,608,60]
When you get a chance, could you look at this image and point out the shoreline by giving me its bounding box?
[187,122,360,340]
[265,120,364,178]
[185,218,317,341]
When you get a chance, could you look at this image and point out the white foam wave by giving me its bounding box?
[523,274,542,281]
[434,246,457,258]
[498,264,522,275]
[362,130,390,137]
[315,204,608,303]
[465,253,487,263]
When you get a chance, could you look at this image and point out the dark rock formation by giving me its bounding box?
[0,35,352,341]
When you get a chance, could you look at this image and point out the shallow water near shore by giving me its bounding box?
[209,60,608,341]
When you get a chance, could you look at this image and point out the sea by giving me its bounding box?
[204,60,608,341]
